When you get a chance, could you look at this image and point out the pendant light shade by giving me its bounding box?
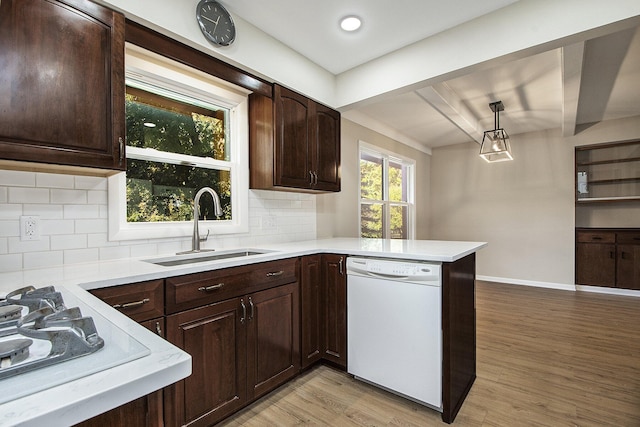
[480,101,513,163]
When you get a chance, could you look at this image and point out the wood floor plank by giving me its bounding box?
[221,281,640,426]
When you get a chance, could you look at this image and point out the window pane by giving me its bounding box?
[389,159,408,202]
[390,204,408,239]
[125,85,230,161]
[126,159,231,223]
[360,153,383,200]
[360,203,383,238]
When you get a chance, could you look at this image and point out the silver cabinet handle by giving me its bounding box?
[155,321,162,336]
[338,257,344,275]
[240,298,246,324]
[266,270,284,277]
[248,296,254,321]
[119,137,125,165]
[313,172,318,185]
[112,298,149,309]
[309,170,314,186]
[198,283,224,292]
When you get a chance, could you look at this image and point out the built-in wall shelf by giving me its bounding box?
[575,140,640,203]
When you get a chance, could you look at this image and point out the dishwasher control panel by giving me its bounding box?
[346,257,441,285]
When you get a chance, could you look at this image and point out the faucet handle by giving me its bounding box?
[199,229,210,243]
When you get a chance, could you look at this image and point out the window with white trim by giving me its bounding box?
[108,45,249,241]
[359,143,415,239]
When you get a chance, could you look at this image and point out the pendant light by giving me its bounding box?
[480,101,513,162]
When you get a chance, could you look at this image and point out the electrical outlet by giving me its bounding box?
[20,216,40,241]
[262,215,277,230]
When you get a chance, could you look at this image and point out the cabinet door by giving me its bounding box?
[617,245,640,290]
[0,0,125,170]
[246,282,300,400]
[322,254,347,368]
[312,104,341,192]
[165,299,247,427]
[300,255,322,369]
[274,85,313,189]
[576,243,616,287]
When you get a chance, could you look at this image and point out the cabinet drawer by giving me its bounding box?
[166,258,298,314]
[90,279,164,323]
[616,232,640,245]
[577,232,615,243]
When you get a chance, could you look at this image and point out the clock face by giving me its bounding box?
[196,0,236,46]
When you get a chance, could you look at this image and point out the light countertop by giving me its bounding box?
[0,238,486,426]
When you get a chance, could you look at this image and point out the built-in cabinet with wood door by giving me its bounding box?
[576,228,640,290]
[249,84,341,192]
[164,258,300,427]
[300,254,347,370]
[78,279,165,427]
[0,0,126,171]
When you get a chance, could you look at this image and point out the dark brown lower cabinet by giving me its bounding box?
[165,282,300,427]
[576,228,640,290]
[321,254,347,368]
[300,254,347,370]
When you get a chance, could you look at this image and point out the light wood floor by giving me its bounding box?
[221,281,640,426]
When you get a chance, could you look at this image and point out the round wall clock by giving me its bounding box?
[196,0,236,46]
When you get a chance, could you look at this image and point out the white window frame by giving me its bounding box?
[108,44,250,241]
[358,141,416,240]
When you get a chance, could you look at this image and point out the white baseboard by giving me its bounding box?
[476,275,576,291]
[576,285,640,297]
[478,275,640,298]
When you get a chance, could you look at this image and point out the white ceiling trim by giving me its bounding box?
[415,84,483,144]
[561,42,585,137]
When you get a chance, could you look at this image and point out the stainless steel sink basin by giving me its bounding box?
[145,249,271,267]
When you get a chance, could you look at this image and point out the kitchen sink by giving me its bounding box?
[144,249,272,267]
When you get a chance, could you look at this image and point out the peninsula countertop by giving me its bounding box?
[0,238,486,426]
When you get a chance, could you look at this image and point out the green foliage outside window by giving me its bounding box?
[360,153,409,239]
[125,89,232,223]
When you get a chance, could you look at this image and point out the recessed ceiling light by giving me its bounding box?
[143,122,156,128]
[340,16,361,32]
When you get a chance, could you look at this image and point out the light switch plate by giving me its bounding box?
[20,216,40,241]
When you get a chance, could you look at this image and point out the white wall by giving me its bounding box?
[430,115,640,288]
[317,118,431,239]
[0,170,316,272]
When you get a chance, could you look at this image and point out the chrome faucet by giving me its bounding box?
[190,187,222,253]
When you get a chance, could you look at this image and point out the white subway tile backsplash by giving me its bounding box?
[0,170,35,187]
[50,189,87,204]
[41,219,75,236]
[0,175,316,271]
[74,176,107,191]
[23,251,63,269]
[75,219,108,234]
[0,204,22,220]
[51,234,87,250]
[63,205,100,219]
[8,187,49,204]
[0,220,20,237]
[23,204,64,219]
[36,173,74,189]
[8,236,50,253]
[0,254,22,271]
[64,248,99,264]
[87,190,108,205]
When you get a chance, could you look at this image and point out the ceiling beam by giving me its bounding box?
[415,83,484,144]
[561,42,585,137]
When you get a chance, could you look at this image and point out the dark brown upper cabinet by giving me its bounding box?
[0,0,125,172]
[249,84,341,192]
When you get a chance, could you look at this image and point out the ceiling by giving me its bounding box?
[222,1,640,152]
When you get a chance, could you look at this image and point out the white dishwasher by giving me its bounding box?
[347,256,442,410]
